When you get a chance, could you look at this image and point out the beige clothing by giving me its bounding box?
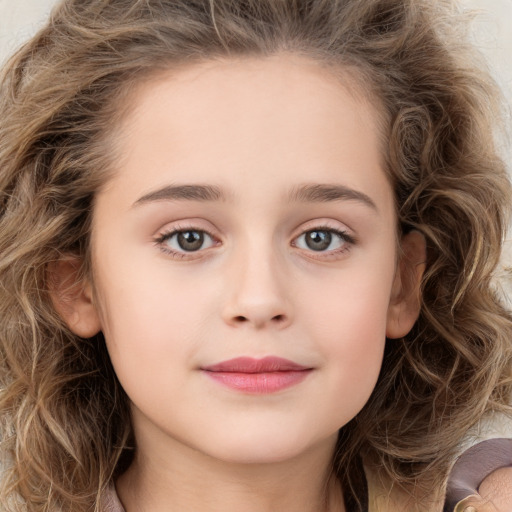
[102,485,125,512]
[102,438,512,512]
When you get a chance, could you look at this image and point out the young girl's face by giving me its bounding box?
[85,55,416,466]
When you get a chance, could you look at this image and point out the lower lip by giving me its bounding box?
[203,370,312,394]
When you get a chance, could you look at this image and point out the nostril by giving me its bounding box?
[227,313,289,327]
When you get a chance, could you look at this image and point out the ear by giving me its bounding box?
[47,256,102,338]
[386,230,426,339]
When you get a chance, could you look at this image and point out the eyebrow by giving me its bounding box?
[134,184,226,204]
[133,182,378,212]
[286,183,377,211]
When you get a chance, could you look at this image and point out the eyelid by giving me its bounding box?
[291,219,356,245]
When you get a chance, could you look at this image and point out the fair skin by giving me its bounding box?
[461,468,512,511]
[52,55,426,511]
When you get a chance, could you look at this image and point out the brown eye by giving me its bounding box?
[293,227,354,255]
[176,231,205,251]
[304,230,332,251]
[158,229,215,254]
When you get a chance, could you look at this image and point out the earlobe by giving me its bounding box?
[47,257,102,338]
[386,230,426,339]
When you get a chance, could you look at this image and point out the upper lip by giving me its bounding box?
[202,356,310,373]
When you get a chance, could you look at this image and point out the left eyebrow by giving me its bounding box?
[286,183,378,212]
[133,184,228,207]
[132,182,378,212]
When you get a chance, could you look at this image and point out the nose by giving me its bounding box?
[221,245,293,330]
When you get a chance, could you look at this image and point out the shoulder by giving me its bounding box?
[445,438,512,512]
[366,437,512,512]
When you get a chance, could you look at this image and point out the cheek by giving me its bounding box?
[96,252,211,333]
[300,263,393,343]
[94,272,206,414]
[92,258,215,385]
[313,293,387,378]
[298,264,392,399]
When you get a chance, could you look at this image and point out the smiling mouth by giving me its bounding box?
[201,356,313,394]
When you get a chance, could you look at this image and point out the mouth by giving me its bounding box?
[201,356,313,394]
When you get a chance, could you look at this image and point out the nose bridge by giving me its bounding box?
[222,232,292,329]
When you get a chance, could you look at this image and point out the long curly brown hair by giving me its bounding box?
[0,1,511,510]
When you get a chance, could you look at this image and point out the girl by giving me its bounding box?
[0,0,511,511]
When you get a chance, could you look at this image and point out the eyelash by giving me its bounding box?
[154,224,356,260]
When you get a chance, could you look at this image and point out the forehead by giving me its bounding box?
[124,54,385,144]
[101,54,392,216]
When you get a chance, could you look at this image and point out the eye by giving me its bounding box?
[156,228,216,257]
[155,224,354,260]
[293,227,355,255]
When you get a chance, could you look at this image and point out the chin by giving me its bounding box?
[199,427,331,466]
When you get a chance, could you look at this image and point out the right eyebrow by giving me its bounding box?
[133,184,227,207]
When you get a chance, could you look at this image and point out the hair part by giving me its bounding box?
[0,1,511,510]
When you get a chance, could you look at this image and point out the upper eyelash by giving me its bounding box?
[297,225,356,245]
[154,225,356,258]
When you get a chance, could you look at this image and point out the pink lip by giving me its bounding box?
[201,357,312,394]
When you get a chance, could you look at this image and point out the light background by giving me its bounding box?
[1,0,512,300]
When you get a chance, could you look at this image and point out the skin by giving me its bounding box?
[462,468,512,511]
[53,55,426,511]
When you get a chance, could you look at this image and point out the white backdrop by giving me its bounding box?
[1,0,512,299]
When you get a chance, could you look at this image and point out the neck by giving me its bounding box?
[116,427,345,512]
